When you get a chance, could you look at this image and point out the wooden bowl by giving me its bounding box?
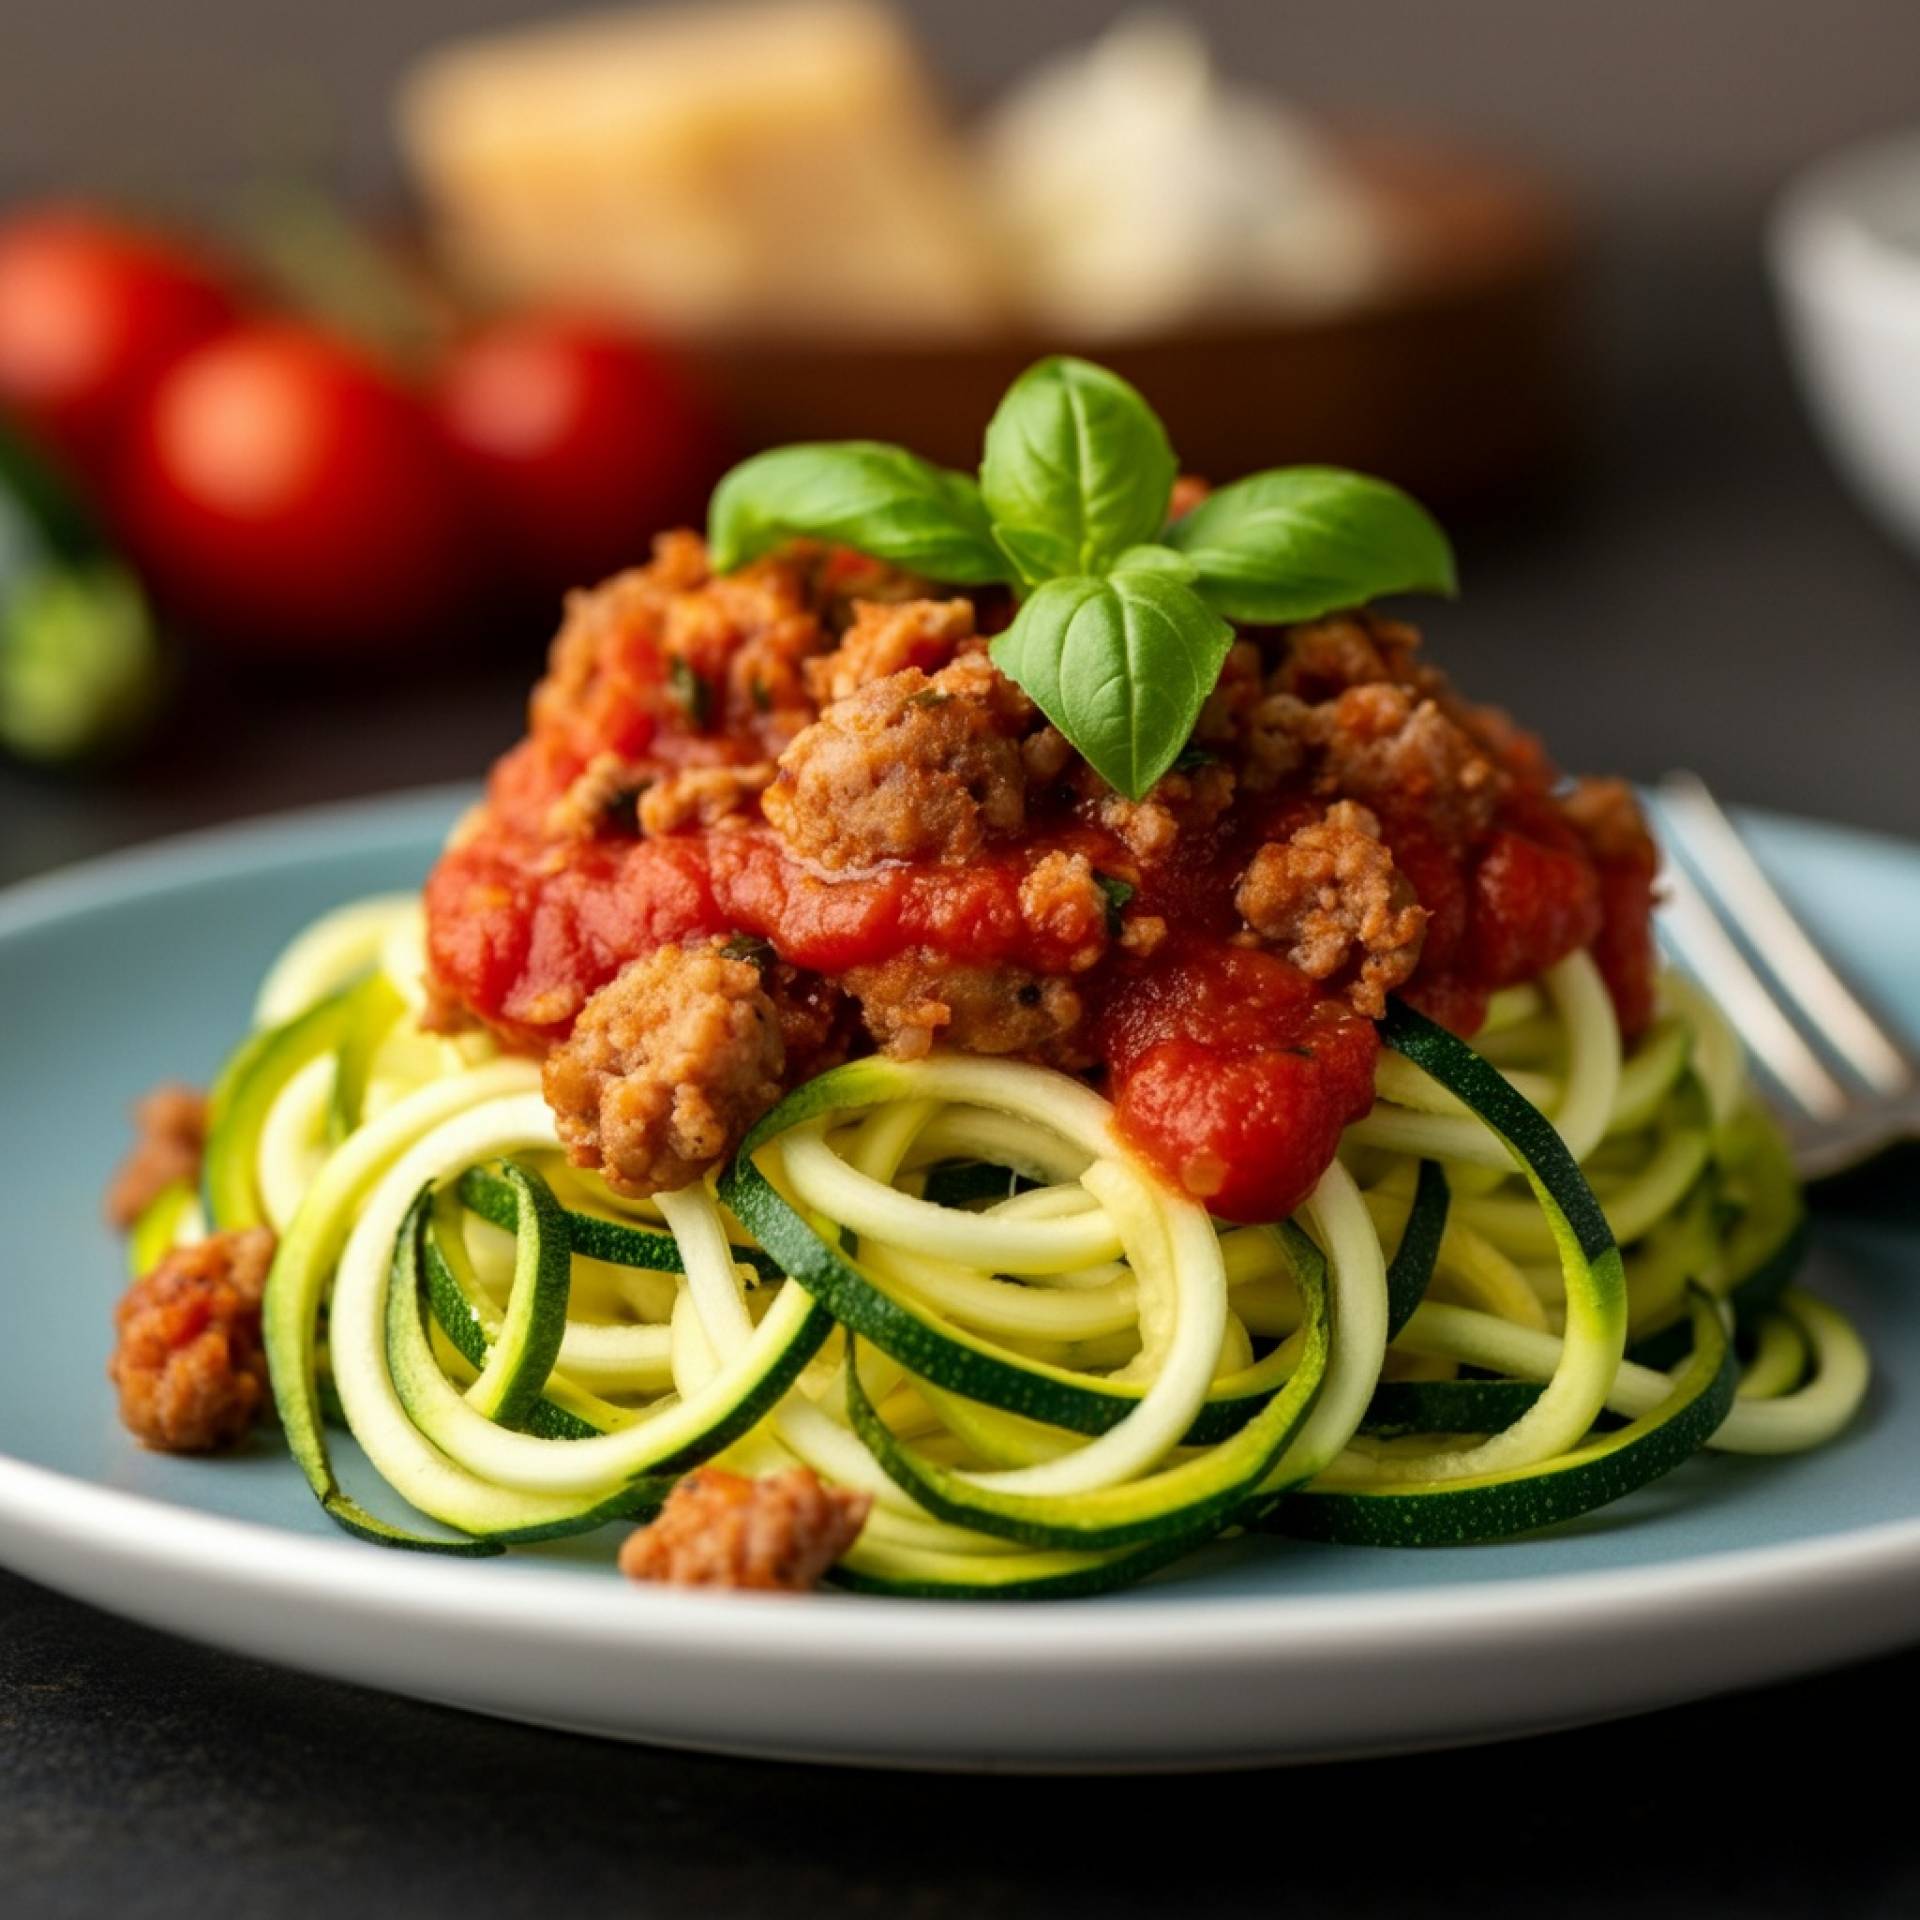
[679,131,1577,509]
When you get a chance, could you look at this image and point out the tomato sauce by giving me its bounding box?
[1096,942,1380,1222]
[425,591,1657,1227]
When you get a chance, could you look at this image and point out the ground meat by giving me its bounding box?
[109,1228,275,1452]
[1017,850,1109,972]
[104,1083,208,1231]
[545,750,650,839]
[1236,800,1428,1017]
[803,597,976,706]
[636,761,774,836]
[1562,776,1656,863]
[1235,617,1517,843]
[1272,612,1429,702]
[1194,641,1265,746]
[1084,759,1237,860]
[764,963,857,1077]
[763,653,1030,870]
[1020,723,1074,784]
[843,954,1089,1063]
[531,532,828,782]
[542,940,785,1193]
[1241,690,1318,792]
[618,1466,871,1591]
[1244,678,1505,840]
[1313,684,1506,840]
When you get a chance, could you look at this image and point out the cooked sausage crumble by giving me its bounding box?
[109,1227,276,1453]
[618,1466,872,1590]
[763,652,1031,869]
[103,1082,208,1230]
[1236,800,1429,1017]
[543,938,786,1194]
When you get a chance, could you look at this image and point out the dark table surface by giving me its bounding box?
[5,235,1919,1918]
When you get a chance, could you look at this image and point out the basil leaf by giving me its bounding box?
[1110,543,1198,583]
[980,358,1177,588]
[707,441,1008,582]
[1165,466,1457,624]
[990,571,1233,802]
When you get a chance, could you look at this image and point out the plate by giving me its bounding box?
[1,788,1917,1770]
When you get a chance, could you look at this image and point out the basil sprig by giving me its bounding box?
[992,570,1232,805]
[709,442,1006,583]
[704,356,1455,799]
[1162,467,1457,623]
[980,357,1178,586]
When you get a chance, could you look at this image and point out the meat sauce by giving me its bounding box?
[425,544,1656,1226]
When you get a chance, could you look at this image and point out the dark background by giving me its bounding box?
[5,4,1920,1916]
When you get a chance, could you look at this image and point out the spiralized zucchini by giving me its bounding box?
[155,895,1867,1595]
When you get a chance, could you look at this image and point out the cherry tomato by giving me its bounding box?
[116,324,468,656]
[0,207,238,480]
[436,318,725,598]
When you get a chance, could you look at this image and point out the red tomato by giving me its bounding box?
[435,318,725,597]
[117,324,468,656]
[0,207,238,479]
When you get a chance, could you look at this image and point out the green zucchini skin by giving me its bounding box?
[1629,1209,1810,1372]
[457,1165,783,1283]
[203,976,395,1230]
[457,1162,573,1428]
[1380,997,1622,1285]
[220,906,1820,1590]
[1384,1159,1449,1340]
[1358,1378,1547,1441]
[327,973,405,1144]
[840,1233,1329,1553]
[1367,994,1630,1481]
[828,1527,1213,1601]
[377,1185,674,1544]
[722,1109,1297,1447]
[421,1194,604,1441]
[262,1061,547,1555]
[1265,1289,1735,1548]
[918,1160,1035,1209]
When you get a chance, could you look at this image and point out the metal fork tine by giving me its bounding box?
[1656,860,1852,1122]
[1659,770,1915,1095]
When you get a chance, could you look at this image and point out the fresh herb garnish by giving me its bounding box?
[904,687,952,710]
[668,656,711,729]
[1094,871,1135,936]
[1171,746,1218,775]
[708,442,1006,583]
[980,357,1177,587]
[720,933,776,970]
[993,573,1232,805]
[1162,467,1457,624]
[705,355,1455,800]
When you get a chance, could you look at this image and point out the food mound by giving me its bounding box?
[423,534,1655,1227]
[103,358,1856,1599]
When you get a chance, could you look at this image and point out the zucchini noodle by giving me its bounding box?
[134,893,1867,1595]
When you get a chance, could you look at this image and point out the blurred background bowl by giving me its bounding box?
[1774,127,1920,561]
[687,129,1575,507]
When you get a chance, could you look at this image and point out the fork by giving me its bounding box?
[1652,769,1920,1181]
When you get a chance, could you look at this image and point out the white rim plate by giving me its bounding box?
[2,790,1916,1769]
